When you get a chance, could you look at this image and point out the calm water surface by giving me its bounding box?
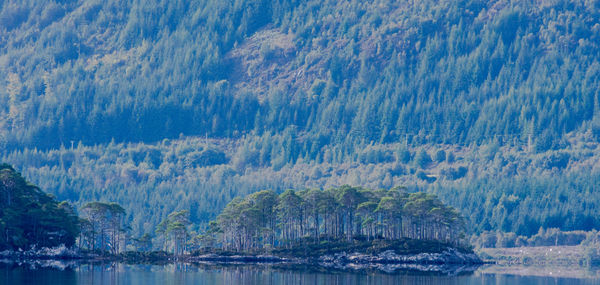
[2,261,600,285]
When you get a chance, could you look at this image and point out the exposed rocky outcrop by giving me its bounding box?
[317,248,482,272]
[0,244,81,260]
[319,248,482,265]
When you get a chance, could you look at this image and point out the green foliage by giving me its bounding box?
[0,164,79,250]
[0,0,598,152]
[474,228,600,250]
[435,150,446,162]
[359,145,394,164]
[414,149,432,169]
[2,0,600,243]
[79,201,127,254]
[119,250,173,263]
[310,79,327,98]
[433,171,600,236]
[5,134,600,241]
[582,231,600,266]
[416,171,436,183]
[211,186,467,252]
[440,166,468,180]
[131,233,153,252]
[446,152,455,163]
[396,147,412,164]
[156,210,191,255]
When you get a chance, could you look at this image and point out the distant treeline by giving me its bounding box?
[432,171,600,236]
[473,228,600,248]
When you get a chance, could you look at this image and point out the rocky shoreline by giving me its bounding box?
[319,248,482,265]
[190,247,484,274]
[1,245,483,273]
[192,247,482,263]
[315,248,483,273]
[0,245,81,260]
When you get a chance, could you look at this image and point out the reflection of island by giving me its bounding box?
[187,262,483,276]
[5,260,475,285]
[0,258,80,271]
[4,259,600,284]
[0,259,480,277]
[190,246,482,274]
[0,260,78,285]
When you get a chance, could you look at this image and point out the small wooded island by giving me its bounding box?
[0,163,481,270]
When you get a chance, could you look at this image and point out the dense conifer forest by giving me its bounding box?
[2,0,600,244]
[2,0,600,151]
[0,164,79,250]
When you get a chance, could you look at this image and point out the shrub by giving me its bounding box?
[416,171,436,183]
[435,150,446,162]
[414,149,432,169]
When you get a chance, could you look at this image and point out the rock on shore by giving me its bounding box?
[0,244,81,260]
[318,248,482,272]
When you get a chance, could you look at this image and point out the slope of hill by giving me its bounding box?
[3,131,600,237]
[1,0,599,150]
[2,0,600,237]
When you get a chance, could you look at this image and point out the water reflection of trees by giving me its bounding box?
[4,261,599,284]
[0,260,78,285]
[70,262,477,284]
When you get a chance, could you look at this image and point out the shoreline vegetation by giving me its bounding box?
[1,163,482,271]
[0,239,481,264]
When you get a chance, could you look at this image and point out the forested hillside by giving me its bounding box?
[2,0,599,150]
[2,0,600,240]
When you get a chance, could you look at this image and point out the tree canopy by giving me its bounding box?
[209,186,466,252]
[0,0,598,151]
[2,0,600,240]
[0,163,79,250]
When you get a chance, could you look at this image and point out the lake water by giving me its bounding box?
[2,261,600,285]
